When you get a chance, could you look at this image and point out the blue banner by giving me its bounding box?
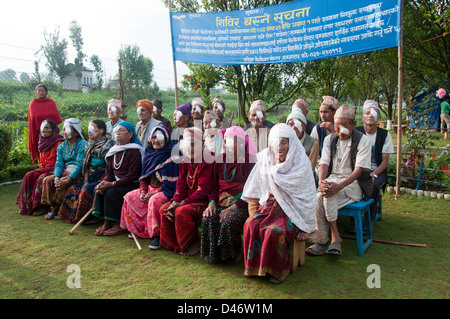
[170,0,401,65]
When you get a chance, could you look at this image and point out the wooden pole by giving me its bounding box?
[118,58,127,120]
[168,0,179,107]
[395,0,404,199]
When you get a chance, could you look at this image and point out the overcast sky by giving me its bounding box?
[0,0,190,89]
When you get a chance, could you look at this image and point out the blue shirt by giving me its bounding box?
[54,138,86,180]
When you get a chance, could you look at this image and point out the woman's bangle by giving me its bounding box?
[228,206,236,213]
[83,180,89,183]
[209,201,216,206]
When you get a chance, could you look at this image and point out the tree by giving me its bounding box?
[20,72,31,83]
[69,21,87,89]
[41,26,71,90]
[118,45,154,90]
[0,69,17,81]
[90,54,104,89]
[33,60,41,83]
[403,0,450,89]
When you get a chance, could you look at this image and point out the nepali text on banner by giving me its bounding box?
[170,0,401,65]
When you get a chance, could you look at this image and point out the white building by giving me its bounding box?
[63,64,95,92]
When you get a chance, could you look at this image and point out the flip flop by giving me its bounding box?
[326,242,342,255]
[44,212,57,220]
[305,243,329,256]
[94,225,109,236]
[103,227,128,236]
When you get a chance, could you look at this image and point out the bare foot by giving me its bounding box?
[179,238,200,256]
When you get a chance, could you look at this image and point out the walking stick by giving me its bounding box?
[130,232,142,251]
[68,207,94,235]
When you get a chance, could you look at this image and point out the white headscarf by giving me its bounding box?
[241,123,317,233]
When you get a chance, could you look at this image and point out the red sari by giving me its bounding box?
[243,198,296,282]
[16,140,62,215]
[28,97,62,163]
[159,159,214,253]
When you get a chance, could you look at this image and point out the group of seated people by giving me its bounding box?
[16,87,394,284]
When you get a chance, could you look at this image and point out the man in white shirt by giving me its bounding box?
[307,104,372,256]
[354,100,394,227]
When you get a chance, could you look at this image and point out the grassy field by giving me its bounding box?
[0,182,448,300]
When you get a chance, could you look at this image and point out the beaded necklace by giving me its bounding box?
[65,141,76,158]
[113,150,126,170]
[186,163,200,189]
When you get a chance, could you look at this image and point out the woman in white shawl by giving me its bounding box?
[241,123,316,283]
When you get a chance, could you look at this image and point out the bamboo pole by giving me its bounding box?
[168,0,179,107]
[395,0,404,199]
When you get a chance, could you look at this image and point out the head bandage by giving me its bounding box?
[175,110,183,122]
[293,119,303,133]
[154,130,165,143]
[88,123,97,137]
[370,108,378,121]
[225,137,234,149]
[64,123,72,138]
[40,120,49,133]
[215,103,224,113]
[339,124,350,135]
[256,110,264,121]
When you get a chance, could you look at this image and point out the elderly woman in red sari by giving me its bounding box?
[16,120,64,215]
[58,120,115,223]
[120,125,179,249]
[159,127,214,256]
[92,121,144,236]
[241,123,317,283]
[200,126,257,264]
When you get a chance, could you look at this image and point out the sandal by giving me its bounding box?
[94,225,109,236]
[103,227,128,236]
[44,212,57,220]
[306,243,329,256]
[326,242,342,256]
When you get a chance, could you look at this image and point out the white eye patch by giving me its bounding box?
[293,119,303,133]
[40,120,49,133]
[256,110,264,121]
[64,124,72,138]
[270,137,283,150]
[137,106,144,114]
[175,110,183,122]
[225,137,234,149]
[153,106,157,114]
[110,106,117,115]
[215,103,223,113]
[195,105,202,113]
[370,108,378,121]
[210,119,217,128]
[339,125,350,135]
[154,130,165,143]
[88,124,97,137]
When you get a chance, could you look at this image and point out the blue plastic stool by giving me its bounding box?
[338,199,374,257]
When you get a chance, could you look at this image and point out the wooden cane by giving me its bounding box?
[68,207,94,235]
[341,235,426,247]
[130,232,142,251]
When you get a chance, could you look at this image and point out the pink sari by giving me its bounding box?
[120,186,169,238]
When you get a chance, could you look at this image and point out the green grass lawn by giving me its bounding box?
[0,182,448,299]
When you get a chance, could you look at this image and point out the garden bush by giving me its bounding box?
[0,124,13,169]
